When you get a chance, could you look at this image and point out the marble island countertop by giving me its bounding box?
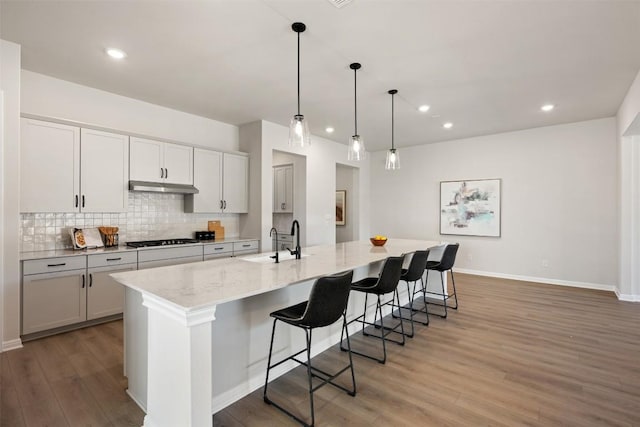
[111,239,440,312]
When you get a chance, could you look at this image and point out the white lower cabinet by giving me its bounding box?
[203,242,233,261]
[137,245,203,269]
[87,252,137,320]
[22,269,87,335]
[233,240,260,256]
[22,252,136,336]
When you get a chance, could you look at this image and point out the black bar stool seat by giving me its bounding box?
[263,270,356,427]
[341,255,406,364]
[421,243,460,318]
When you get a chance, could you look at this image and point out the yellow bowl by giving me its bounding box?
[370,237,387,247]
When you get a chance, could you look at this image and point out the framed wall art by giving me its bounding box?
[336,190,346,226]
[440,179,501,237]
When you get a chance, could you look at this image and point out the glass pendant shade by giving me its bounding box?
[385,148,400,170]
[348,134,365,161]
[289,114,310,147]
[385,89,400,170]
[289,22,310,148]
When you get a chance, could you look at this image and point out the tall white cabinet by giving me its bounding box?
[129,137,193,185]
[20,118,129,213]
[185,149,248,213]
[273,164,293,213]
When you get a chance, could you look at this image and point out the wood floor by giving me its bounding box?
[2,273,639,426]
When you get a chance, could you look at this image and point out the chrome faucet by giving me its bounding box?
[269,228,279,263]
[288,220,301,259]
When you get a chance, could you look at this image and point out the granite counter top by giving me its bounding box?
[111,239,439,312]
[19,237,259,261]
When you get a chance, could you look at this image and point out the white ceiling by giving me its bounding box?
[2,0,640,151]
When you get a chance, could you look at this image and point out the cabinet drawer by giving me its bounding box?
[203,242,233,256]
[233,240,259,254]
[88,251,137,268]
[23,256,86,275]
[137,245,203,263]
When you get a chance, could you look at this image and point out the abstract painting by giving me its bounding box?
[440,179,501,237]
[336,190,346,226]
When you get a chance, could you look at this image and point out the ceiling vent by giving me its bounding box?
[327,0,353,8]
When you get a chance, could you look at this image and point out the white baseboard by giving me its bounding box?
[2,338,23,352]
[615,289,640,302]
[455,268,618,293]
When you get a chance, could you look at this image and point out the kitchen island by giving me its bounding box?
[111,239,444,427]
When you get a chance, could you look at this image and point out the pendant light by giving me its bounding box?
[385,89,400,170]
[289,22,311,147]
[348,62,365,161]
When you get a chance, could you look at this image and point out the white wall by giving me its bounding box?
[1,40,22,350]
[370,118,618,289]
[21,71,239,151]
[617,68,640,300]
[257,121,370,249]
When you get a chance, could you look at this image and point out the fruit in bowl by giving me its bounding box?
[370,235,388,246]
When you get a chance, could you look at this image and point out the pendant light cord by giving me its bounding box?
[297,31,301,116]
[354,68,358,135]
[391,92,395,150]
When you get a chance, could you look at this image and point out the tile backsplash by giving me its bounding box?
[20,192,239,252]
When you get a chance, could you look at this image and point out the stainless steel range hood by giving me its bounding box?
[129,181,199,194]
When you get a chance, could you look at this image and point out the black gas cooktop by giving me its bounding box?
[126,239,199,248]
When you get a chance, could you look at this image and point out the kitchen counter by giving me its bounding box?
[19,237,258,261]
[112,238,442,427]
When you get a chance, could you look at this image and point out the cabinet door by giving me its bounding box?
[22,270,87,334]
[20,118,80,212]
[186,148,222,213]
[273,166,285,212]
[130,137,163,182]
[87,264,134,320]
[222,153,249,213]
[164,143,193,185]
[284,166,294,213]
[80,129,129,212]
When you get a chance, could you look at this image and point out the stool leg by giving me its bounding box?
[440,271,448,318]
[305,329,315,427]
[342,313,357,396]
[450,270,459,310]
[263,319,278,402]
[377,296,387,364]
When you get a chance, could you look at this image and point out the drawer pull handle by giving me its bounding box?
[214,247,224,251]
[89,273,93,287]
[242,244,251,247]
[47,263,66,267]
[82,274,85,289]
[106,257,122,261]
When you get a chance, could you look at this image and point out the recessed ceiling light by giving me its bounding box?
[541,104,555,112]
[106,48,127,60]
[418,105,430,113]
[443,122,453,129]
[325,127,334,133]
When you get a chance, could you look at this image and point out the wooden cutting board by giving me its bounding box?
[208,221,225,239]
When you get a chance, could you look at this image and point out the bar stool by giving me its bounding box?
[392,250,430,336]
[263,270,356,427]
[423,243,460,318]
[340,255,405,364]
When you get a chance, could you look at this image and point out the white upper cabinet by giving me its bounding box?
[129,137,193,185]
[21,118,128,213]
[80,128,129,212]
[223,153,249,213]
[188,148,223,212]
[185,150,248,213]
[21,119,80,212]
[273,165,293,213]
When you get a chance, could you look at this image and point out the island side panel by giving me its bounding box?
[124,287,148,411]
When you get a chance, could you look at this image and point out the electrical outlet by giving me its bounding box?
[542,259,549,268]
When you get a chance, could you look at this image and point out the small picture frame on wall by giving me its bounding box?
[440,179,501,237]
[336,190,346,226]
